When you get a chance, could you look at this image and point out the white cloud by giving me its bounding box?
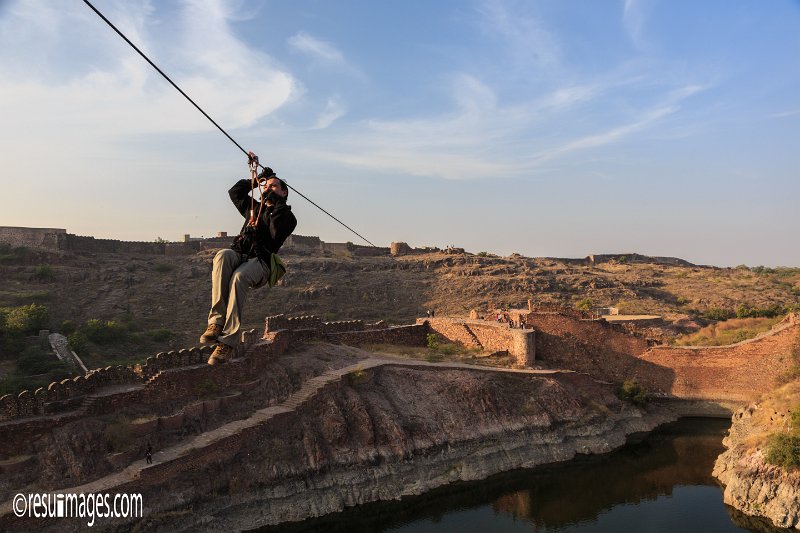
[0,0,297,154]
[288,31,345,63]
[287,74,708,181]
[623,0,655,48]
[475,0,561,71]
[313,97,347,129]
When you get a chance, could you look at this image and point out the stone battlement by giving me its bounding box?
[0,226,391,257]
[0,329,262,422]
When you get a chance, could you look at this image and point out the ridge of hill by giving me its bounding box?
[1,242,798,371]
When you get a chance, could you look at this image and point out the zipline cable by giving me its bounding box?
[82,0,377,248]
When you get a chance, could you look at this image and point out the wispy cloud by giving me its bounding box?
[292,73,708,181]
[770,109,800,119]
[623,0,655,48]
[0,0,297,149]
[313,97,347,129]
[288,31,344,63]
[475,0,561,71]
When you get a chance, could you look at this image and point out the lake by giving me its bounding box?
[257,418,787,532]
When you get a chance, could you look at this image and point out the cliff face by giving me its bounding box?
[713,404,800,529]
[121,366,673,531]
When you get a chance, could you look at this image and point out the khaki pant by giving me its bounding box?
[207,249,270,347]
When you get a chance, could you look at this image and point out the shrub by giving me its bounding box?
[60,319,77,335]
[426,333,440,351]
[146,328,173,342]
[704,307,733,321]
[575,298,592,311]
[153,263,173,273]
[477,252,489,257]
[196,379,218,397]
[765,433,800,470]
[16,347,70,375]
[84,319,128,344]
[33,265,55,281]
[735,304,786,319]
[67,331,89,355]
[616,380,647,405]
[4,304,49,334]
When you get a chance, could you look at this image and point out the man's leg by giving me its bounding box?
[217,257,270,348]
[208,249,243,326]
[202,249,242,343]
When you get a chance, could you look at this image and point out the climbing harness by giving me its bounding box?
[82,0,376,247]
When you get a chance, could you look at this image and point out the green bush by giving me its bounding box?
[704,307,733,321]
[84,319,128,344]
[735,304,786,319]
[33,265,54,281]
[60,320,77,335]
[616,380,647,405]
[575,298,592,311]
[196,379,218,397]
[426,333,440,351]
[67,331,89,355]
[16,346,70,375]
[765,433,800,470]
[2,304,49,334]
[146,328,173,342]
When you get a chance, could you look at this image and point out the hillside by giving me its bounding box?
[1,243,799,380]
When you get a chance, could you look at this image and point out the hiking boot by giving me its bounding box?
[208,343,235,365]
[200,323,222,344]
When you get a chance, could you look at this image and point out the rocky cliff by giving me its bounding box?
[3,360,676,531]
[713,402,800,529]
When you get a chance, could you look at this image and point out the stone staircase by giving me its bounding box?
[460,324,482,348]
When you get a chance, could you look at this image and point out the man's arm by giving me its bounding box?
[228,179,254,218]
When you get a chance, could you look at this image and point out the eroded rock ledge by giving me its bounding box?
[713,404,800,529]
[123,366,673,531]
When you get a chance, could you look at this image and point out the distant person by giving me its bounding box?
[200,151,297,365]
[431,309,435,317]
[145,443,153,465]
[426,310,431,318]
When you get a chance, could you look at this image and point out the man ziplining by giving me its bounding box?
[200,152,297,365]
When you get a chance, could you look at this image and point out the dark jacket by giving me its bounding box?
[228,179,297,260]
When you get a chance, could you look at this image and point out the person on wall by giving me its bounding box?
[200,151,297,365]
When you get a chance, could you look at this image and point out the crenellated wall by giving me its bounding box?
[0,226,391,257]
[0,329,263,422]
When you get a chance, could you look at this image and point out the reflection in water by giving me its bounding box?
[256,419,788,533]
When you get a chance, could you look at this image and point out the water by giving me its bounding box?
[258,418,788,532]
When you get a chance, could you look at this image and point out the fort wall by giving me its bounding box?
[0,329,263,423]
[0,226,66,250]
[0,226,390,257]
[422,317,536,367]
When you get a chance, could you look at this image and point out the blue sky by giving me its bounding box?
[0,0,798,266]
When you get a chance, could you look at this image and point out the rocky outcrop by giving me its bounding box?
[713,404,800,529]
[1,359,676,531]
